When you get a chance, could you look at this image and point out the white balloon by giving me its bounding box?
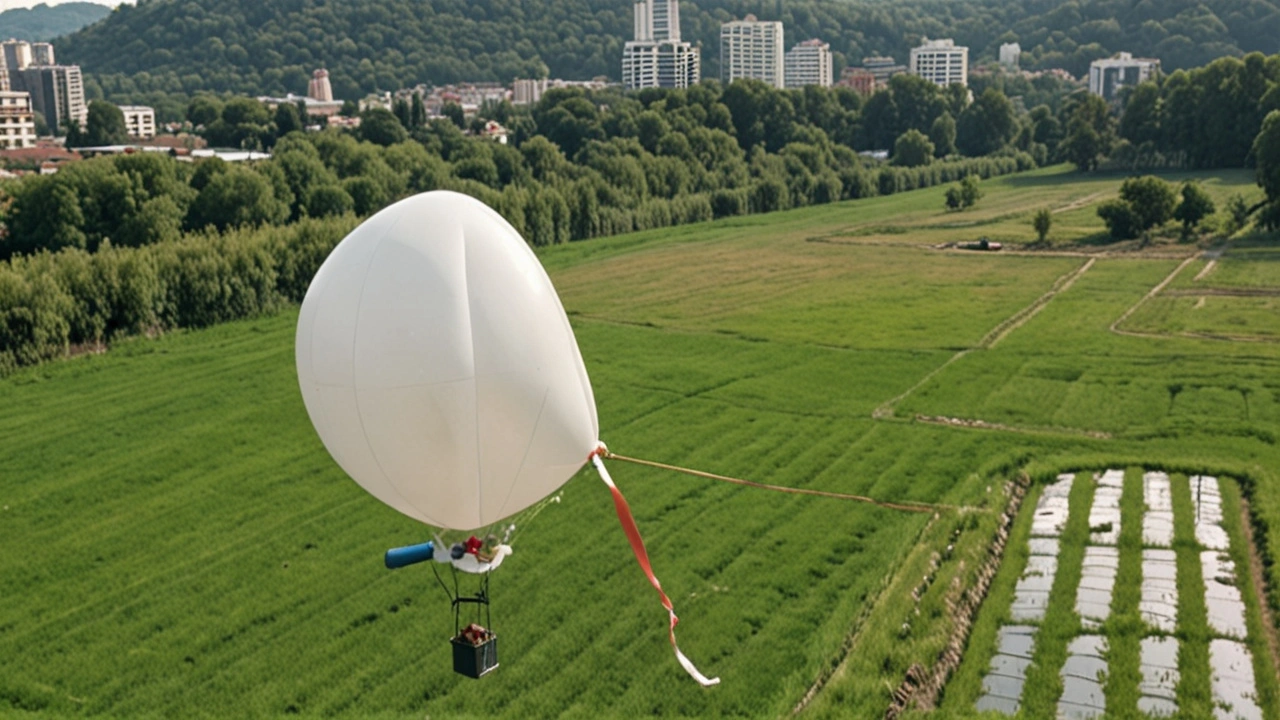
[296,191,598,530]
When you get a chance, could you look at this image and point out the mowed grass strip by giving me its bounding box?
[1170,472,1214,717]
[1218,478,1280,718]
[936,479,1044,714]
[1020,470,1095,717]
[1100,468,1146,719]
[801,480,1018,719]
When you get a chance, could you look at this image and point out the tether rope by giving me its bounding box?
[598,449,955,514]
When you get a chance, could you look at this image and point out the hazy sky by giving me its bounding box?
[0,0,131,11]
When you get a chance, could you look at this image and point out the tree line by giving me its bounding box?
[59,0,1280,106]
[0,77,1039,373]
[4,78,1039,262]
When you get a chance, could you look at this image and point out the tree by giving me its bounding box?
[957,89,1016,156]
[1254,110,1280,203]
[68,101,128,147]
[1061,122,1104,171]
[185,165,286,231]
[1033,208,1052,243]
[1119,82,1160,147]
[1224,194,1252,234]
[944,185,963,211]
[1060,93,1114,171]
[892,129,934,167]
[410,94,426,129]
[944,176,982,211]
[1119,175,1177,233]
[186,95,222,127]
[959,175,983,208]
[1097,199,1141,239]
[1173,182,1215,234]
[929,112,957,157]
[442,102,465,129]
[273,103,303,139]
[357,108,407,146]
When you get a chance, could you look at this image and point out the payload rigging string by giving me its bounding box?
[585,443,972,688]
[593,445,963,515]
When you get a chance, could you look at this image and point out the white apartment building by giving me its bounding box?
[1088,53,1160,100]
[119,105,156,139]
[999,42,1021,69]
[720,14,784,88]
[622,0,700,90]
[13,64,86,133]
[512,78,548,105]
[0,91,36,148]
[308,69,333,102]
[31,42,54,66]
[785,38,832,88]
[1,40,33,74]
[909,38,968,87]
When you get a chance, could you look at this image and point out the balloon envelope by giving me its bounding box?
[296,191,598,530]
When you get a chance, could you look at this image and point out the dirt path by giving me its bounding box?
[1109,255,1200,336]
[982,258,1096,349]
[1193,259,1218,282]
[1164,287,1280,297]
[874,257,1096,419]
[912,414,1111,439]
[1052,190,1107,214]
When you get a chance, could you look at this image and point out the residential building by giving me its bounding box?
[2,40,32,73]
[31,42,53,66]
[513,78,548,105]
[622,41,700,90]
[119,105,156,139]
[308,69,333,102]
[622,0,700,90]
[12,65,86,133]
[359,91,393,112]
[785,38,832,88]
[836,67,877,95]
[910,38,968,87]
[257,93,343,118]
[0,91,36,148]
[479,119,509,144]
[1088,53,1160,100]
[720,14,784,88]
[999,42,1021,69]
[862,56,907,85]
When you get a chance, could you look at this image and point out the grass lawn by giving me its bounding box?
[3,165,1280,718]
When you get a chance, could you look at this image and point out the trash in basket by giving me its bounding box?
[452,623,498,678]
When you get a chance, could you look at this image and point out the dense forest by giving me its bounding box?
[60,0,1280,103]
[0,2,108,42]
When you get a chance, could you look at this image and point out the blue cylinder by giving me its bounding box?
[385,541,435,569]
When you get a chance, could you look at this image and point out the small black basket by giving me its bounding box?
[451,634,499,679]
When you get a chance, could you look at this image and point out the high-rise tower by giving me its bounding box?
[308,69,334,102]
[720,15,784,88]
[622,0,699,90]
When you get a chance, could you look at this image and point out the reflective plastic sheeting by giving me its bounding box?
[296,191,599,530]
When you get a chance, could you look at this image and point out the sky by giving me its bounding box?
[0,0,130,11]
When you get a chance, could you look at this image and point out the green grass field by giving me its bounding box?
[4,165,1280,718]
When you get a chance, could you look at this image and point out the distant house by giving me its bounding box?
[478,120,509,144]
[1088,53,1160,101]
[118,105,156,139]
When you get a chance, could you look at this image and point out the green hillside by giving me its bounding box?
[58,0,1280,99]
[4,167,1280,718]
[0,2,109,42]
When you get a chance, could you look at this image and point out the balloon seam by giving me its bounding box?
[490,383,552,524]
